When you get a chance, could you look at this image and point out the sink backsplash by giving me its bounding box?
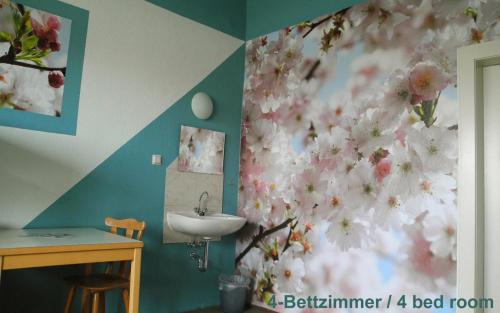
[163,158,224,243]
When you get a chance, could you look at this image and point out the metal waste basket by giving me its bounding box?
[218,274,251,313]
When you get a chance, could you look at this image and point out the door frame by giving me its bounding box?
[458,39,500,313]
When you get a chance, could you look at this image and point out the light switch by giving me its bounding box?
[152,155,162,166]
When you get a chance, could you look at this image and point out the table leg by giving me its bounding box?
[129,248,142,313]
[0,256,3,286]
[84,263,92,275]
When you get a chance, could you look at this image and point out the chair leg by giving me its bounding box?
[91,292,100,313]
[64,286,76,313]
[121,289,129,313]
[100,293,106,313]
[82,289,90,313]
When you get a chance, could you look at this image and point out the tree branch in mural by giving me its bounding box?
[0,54,66,74]
[301,15,333,38]
[235,217,296,265]
[0,0,71,116]
[238,0,500,306]
[281,219,299,253]
[301,7,351,40]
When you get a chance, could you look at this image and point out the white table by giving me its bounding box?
[0,228,144,313]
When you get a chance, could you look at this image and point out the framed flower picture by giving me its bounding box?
[0,0,88,135]
[178,125,225,175]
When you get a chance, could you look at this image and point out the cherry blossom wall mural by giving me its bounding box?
[237,0,500,310]
[0,0,71,116]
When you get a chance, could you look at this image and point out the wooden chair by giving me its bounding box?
[63,217,146,313]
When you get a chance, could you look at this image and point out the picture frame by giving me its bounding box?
[0,0,88,135]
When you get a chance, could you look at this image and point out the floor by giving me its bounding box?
[185,305,276,313]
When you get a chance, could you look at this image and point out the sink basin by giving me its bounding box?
[167,212,247,239]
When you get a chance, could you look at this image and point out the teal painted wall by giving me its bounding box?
[146,0,246,40]
[246,0,366,39]
[145,0,366,41]
[0,46,245,313]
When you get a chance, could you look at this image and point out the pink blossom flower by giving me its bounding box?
[46,15,62,31]
[253,179,267,195]
[408,230,454,279]
[395,127,406,146]
[48,71,64,88]
[409,62,449,102]
[31,13,62,51]
[239,148,264,184]
[375,158,392,182]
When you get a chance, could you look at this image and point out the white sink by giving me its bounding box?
[167,212,247,239]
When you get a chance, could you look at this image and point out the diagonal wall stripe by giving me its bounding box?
[146,0,246,40]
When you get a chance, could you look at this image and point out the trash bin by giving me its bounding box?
[218,274,251,313]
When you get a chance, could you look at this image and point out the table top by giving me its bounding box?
[0,228,143,256]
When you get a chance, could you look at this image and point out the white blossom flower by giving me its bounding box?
[423,204,457,260]
[408,126,457,174]
[323,179,348,218]
[246,38,265,75]
[351,114,394,156]
[346,159,378,210]
[383,69,412,111]
[239,248,265,280]
[242,194,271,224]
[0,65,56,115]
[315,127,349,162]
[327,209,368,251]
[246,120,277,153]
[373,191,408,230]
[387,145,423,200]
[293,167,328,210]
[274,251,306,293]
[419,172,456,205]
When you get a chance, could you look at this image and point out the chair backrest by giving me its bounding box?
[104,217,146,278]
[105,217,146,240]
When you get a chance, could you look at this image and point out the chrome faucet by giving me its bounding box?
[194,191,209,216]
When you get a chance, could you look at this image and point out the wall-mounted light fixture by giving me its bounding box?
[191,92,213,120]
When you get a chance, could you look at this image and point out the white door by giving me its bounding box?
[458,39,500,313]
[483,64,500,312]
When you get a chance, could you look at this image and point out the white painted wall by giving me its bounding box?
[0,0,242,228]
